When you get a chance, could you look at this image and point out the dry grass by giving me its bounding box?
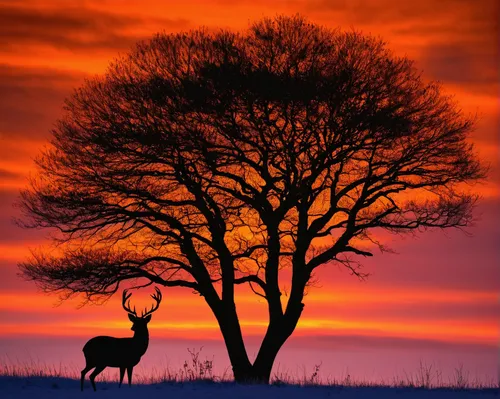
[0,350,498,390]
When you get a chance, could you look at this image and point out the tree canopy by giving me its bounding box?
[19,16,485,383]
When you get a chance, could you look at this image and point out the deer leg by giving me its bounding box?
[127,367,133,387]
[89,366,106,392]
[119,367,126,387]
[80,365,93,391]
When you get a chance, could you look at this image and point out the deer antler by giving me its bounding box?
[122,289,138,316]
[141,287,162,318]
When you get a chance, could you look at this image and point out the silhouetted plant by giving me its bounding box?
[180,347,214,381]
[307,363,321,385]
[18,15,486,384]
[415,360,434,389]
[451,364,470,390]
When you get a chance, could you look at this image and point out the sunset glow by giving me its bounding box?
[0,0,498,381]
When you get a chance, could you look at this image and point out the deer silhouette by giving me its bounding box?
[80,287,162,391]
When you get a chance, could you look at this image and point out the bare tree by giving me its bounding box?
[18,16,486,383]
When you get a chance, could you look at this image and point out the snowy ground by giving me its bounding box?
[0,376,498,399]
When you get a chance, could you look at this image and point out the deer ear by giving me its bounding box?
[128,313,136,322]
[144,314,152,323]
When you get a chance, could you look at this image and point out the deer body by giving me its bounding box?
[81,288,162,391]
[83,334,148,368]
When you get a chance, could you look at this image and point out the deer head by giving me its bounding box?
[122,287,162,332]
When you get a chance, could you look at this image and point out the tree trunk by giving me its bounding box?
[212,301,255,382]
[235,312,303,384]
[231,349,277,384]
[243,275,306,383]
[209,264,306,384]
[218,312,283,384]
[249,343,280,383]
[231,363,274,384]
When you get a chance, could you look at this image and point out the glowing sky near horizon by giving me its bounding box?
[0,0,498,380]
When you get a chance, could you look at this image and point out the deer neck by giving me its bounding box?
[133,329,149,354]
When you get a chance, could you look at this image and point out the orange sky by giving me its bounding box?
[0,0,498,380]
